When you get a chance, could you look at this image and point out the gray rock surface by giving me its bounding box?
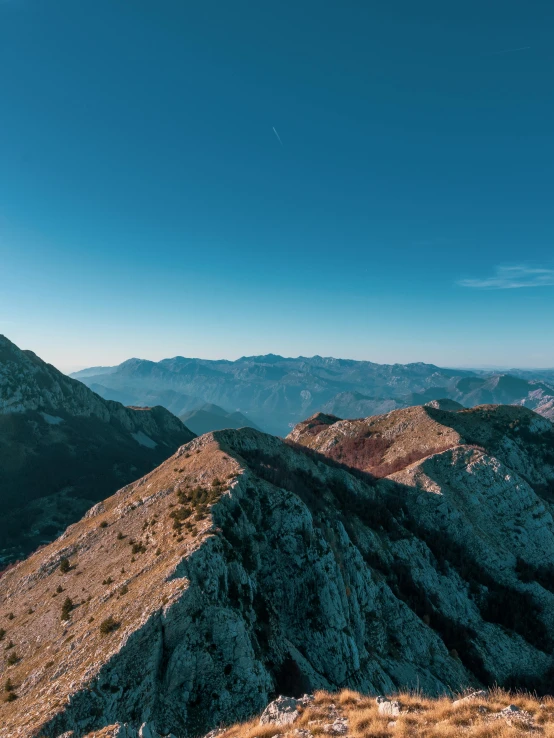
[259,696,301,725]
[3,403,554,737]
[376,697,401,716]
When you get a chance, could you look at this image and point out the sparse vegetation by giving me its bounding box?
[217,688,554,738]
[6,651,18,666]
[99,616,120,635]
[60,597,74,621]
[59,558,70,573]
[99,521,108,528]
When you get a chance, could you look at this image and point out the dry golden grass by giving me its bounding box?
[0,433,243,738]
[216,688,554,738]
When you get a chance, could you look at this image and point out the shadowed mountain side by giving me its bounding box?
[0,335,195,561]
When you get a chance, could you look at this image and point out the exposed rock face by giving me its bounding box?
[2,404,554,737]
[259,695,305,725]
[0,335,195,560]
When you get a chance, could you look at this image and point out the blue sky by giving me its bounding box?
[1,0,553,371]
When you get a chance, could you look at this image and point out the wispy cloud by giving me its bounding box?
[272,127,283,147]
[458,265,554,289]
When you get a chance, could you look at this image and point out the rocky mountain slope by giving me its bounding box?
[2,403,554,737]
[0,336,195,561]
[71,355,554,435]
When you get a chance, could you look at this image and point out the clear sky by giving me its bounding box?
[1,0,554,372]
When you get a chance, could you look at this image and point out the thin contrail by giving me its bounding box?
[272,127,283,147]
[488,46,530,55]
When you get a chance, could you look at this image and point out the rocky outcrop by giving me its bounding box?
[2,402,554,737]
[0,335,195,561]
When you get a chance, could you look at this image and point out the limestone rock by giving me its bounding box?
[260,696,301,725]
[321,718,347,734]
[376,697,401,717]
[453,690,488,706]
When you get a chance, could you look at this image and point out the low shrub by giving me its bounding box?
[60,597,74,621]
[99,616,120,635]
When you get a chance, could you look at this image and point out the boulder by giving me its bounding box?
[376,696,400,716]
[260,696,301,726]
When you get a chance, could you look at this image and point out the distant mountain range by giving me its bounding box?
[0,335,194,561]
[71,354,554,435]
[179,402,261,435]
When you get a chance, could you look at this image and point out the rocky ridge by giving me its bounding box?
[0,335,195,560]
[1,403,554,736]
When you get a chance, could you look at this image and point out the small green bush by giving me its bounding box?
[59,558,70,573]
[60,597,74,621]
[0,629,5,641]
[4,692,17,702]
[99,616,120,635]
[6,652,18,666]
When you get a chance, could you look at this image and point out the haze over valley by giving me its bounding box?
[71,352,554,436]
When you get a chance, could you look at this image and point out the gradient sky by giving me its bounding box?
[1,0,554,371]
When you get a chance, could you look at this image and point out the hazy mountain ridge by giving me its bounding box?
[3,402,554,736]
[71,355,554,435]
[73,354,554,435]
[0,335,195,561]
[179,402,261,435]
